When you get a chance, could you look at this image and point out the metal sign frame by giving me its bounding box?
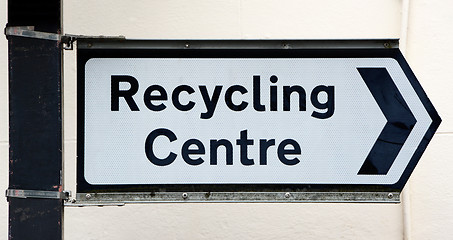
[74,39,440,204]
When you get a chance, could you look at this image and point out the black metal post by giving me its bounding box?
[7,1,63,239]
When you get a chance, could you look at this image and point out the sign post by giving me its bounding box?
[7,0,64,239]
[75,40,440,203]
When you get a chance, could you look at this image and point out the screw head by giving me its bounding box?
[184,43,190,48]
[388,193,394,199]
[285,192,291,198]
[85,193,92,199]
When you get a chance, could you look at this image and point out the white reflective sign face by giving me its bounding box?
[82,57,431,185]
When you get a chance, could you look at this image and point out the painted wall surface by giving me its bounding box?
[1,0,452,239]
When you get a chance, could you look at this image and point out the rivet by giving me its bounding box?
[85,193,92,199]
[182,192,188,199]
[185,43,190,48]
[388,193,394,199]
[285,192,291,198]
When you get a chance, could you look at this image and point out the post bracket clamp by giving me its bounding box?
[4,26,125,50]
[6,189,70,200]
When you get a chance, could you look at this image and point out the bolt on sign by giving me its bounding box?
[76,40,440,203]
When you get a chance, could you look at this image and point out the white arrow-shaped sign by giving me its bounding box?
[78,47,441,191]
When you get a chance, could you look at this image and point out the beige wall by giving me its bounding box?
[1,0,452,239]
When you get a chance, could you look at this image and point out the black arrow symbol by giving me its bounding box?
[357,68,417,175]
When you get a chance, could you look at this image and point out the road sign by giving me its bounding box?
[77,40,440,198]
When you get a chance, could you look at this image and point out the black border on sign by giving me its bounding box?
[77,47,441,193]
